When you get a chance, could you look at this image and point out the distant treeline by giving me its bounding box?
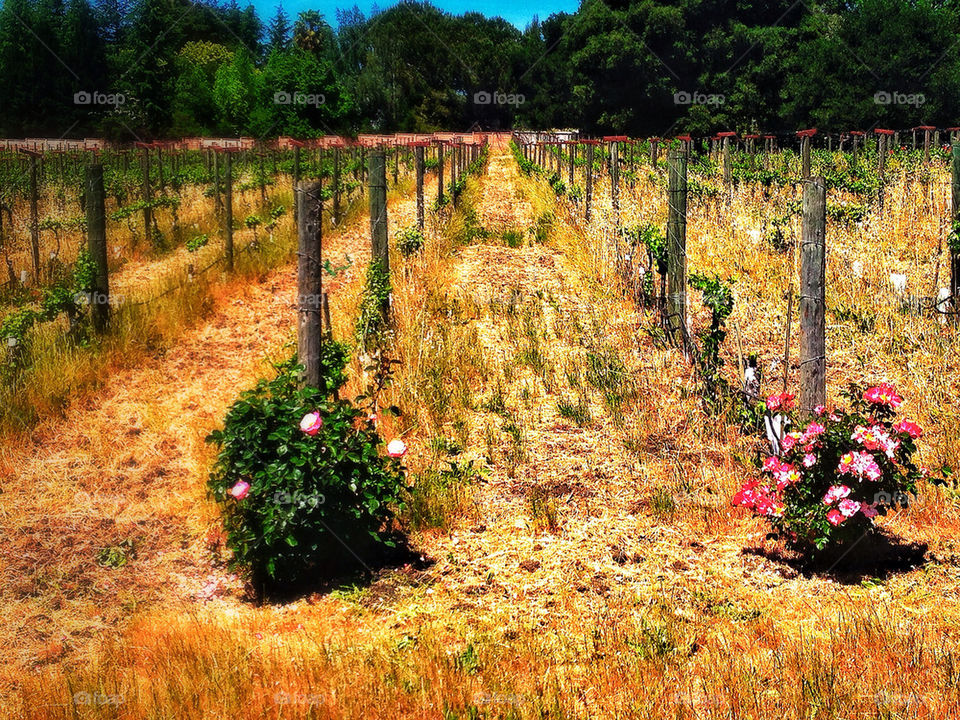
[0,0,958,139]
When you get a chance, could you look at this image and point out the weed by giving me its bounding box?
[502,229,524,248]
[527,486,561,533]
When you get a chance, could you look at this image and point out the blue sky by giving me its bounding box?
[251,0,580,30]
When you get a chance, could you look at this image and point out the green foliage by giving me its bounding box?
[509,140,538,176]
[96,539,137,568]
[688,273,735,406]
[765,216,791,252]
[395,226,424,257]
[186,234,209,252]
[949,220,960,255]
[206,352,406,589]
[502,229,524,248]
[2,249,99,361]
[5,0,960,136]
[355,261,392,352]
[73,249,97,294]
[826,202,867,225]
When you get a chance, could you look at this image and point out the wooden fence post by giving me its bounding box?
[415,145,425,231]
[609,140,619,226]
[333,148,342,225]
[257,150,267,206]
[297,180,324,388]
[369,150,390,323]
[212,151,222,214]
[141,147,152,246]
[224,151,234,272]
[85,164,109,334]
[450,143,458,206]
[437,141,445,206]
[28,152,40,282]
[585,143,594,222]
[801,135,811,180]
[723,136,732,186]
[293,146,301,223]
[878,133,887,210]
[568,142,575,190]
[666,148,688,341]
[952,143,960,321]
[799,177,827,413]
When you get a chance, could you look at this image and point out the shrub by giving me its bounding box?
[733,384,927,553]
[206,350,407,594]
[355,261,392,352]
[688,273,734,404]
[186,234,209,252]
[395,226,425,257]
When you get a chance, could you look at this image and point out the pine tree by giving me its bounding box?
[267,4,290,53]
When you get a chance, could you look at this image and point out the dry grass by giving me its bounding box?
[5,139,960,719]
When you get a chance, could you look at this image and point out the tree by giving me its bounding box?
[213,46,260,134]
[267,4,291,53]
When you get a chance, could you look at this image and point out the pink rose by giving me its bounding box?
[823,485,851,504]
[863,383,902,408]
[837,498,861,517]
[300,412,323,436]
[893,420,923,439]
[827,509,846,526]
[766,392,796,412]
[229,480,250,500]
[762,456,782,473]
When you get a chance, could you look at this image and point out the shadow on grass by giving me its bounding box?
[243,533,435,605]
[743,528,930,584]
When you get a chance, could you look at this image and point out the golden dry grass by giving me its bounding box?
[4,139,960,719]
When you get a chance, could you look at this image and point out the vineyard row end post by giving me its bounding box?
[952,142,960,322]
[225,151,234,273]
[666,148,688,343]
[415,145,425,231]
[369,150,390,324]
[799,176,827,413]
[297,180,324,389]
[85,164,109,334]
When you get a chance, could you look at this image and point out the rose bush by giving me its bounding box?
[734,383,927,552]
[207,346,408,594]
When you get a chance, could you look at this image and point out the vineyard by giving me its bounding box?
[3,130,960,718]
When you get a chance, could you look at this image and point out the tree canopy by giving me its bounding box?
[0,0,958,138]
